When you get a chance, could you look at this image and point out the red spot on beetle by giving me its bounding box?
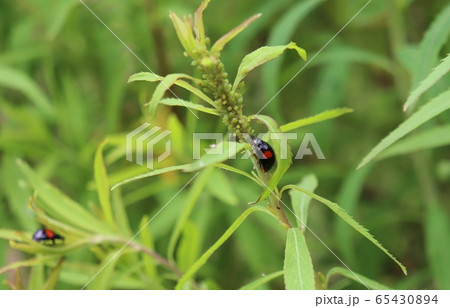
[44,229,55,239]
[263,150,273,159]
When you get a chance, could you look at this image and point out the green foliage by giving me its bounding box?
[284,228,315,290]
[358,89,450,169]
[0,0,448,291]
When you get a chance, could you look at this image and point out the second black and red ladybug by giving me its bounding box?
[251,136,276,172]
[32,228,64,245]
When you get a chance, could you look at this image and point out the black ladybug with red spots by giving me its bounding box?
[251,136,276,173]
[32,228,64,245]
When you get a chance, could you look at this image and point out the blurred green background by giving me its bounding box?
[0,0,449,289]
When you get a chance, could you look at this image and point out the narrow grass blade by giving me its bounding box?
[358,89,450,169]
[239,270,284,290]
[167,168,212,261]
[404,53,450,111]
[43,257,65,290]
[28,264,44,290]
[0,66,53,118]
[86,249,123,290]
[335,165,373,268]
[175,206,272,289]
[183,142,246,172]
[280,108,353,132]
[284,228,315,290]
[17,160,111,234]
[412,3,450,87]
[138,215,160,286]
[176,220,201,272]
[0,255,56,275]
[211,14,261,54]
[111,164,190,190]
[326,267,390,290]
[111,189,133,238]
[94,139,115,228]
[281,185,407,275]
[425,203,450,289]
[214,163,262,186]
[377,124,450,160]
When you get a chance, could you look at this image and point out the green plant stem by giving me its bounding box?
[250,154,291,229]
[386,0,409,100]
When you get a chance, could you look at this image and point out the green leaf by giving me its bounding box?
[183,142,246,172]
[175,206,272,289]
[326,267,390,290]
[358,89,450,169]
[167,168,212,261]
[377,124,450,160]
[111,164,190,190]
[1,155,37,231]
[284,228,315,290]
[280,185,407,275]
[0,255,56,275]
[206,168,239,206]
[233,42,307,91]
[129,72,216,107]
[176,221,201,272]
[412,3,450,87]
[0,66,53,118]
[289,174,318,230]
[404,53,450,111]
[280,108,353,132]
[28,264,45,290]
[239,270,284,290]
[9,237,93,255]
[138,215,161,288]
[43,257,65,290]
[159,98,219,115]
[111,189,133,238]
[193,0,211,45]
[425,203,450,289]
[335,165,373,268]
[17,160,111,234]
[85,249,123,290]
[251,115,292,203]
[148,74,189,117]
[169,13,197,56]
[211,14,261,54]
[46,0,79,40]
[94,139,114,228]
[214,163,262,187]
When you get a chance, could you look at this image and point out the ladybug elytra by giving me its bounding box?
[251,136,276,172]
